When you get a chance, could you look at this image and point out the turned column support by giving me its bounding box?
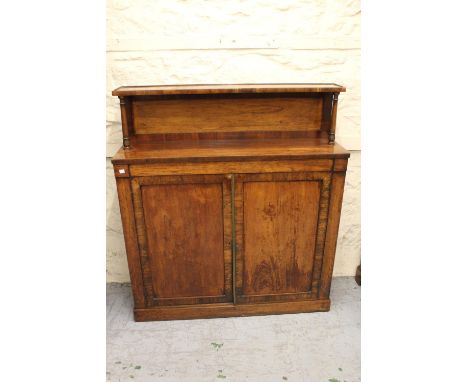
[329,92,339,145]
[119,96,132,149]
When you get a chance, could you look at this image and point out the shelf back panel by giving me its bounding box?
[131,94,324,136]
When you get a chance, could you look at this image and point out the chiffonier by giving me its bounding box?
[111,83,349,321]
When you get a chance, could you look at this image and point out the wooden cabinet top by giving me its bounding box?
[112,83,346,96]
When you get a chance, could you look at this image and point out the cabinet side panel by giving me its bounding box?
[115,177,146,308]
[141,183,225,298]
[319,172,346,298]
[242,181,320,295]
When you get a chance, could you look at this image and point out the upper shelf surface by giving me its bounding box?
[112,83,346,96]
[111,137,350,164]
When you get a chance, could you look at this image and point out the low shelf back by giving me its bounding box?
[114,84,344,147]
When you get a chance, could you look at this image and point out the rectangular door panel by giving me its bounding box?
[243,180,320,295]
[142,183,224,299]
[235,172,330,304]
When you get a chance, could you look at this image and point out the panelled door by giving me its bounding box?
[233,172,331,304]
[131,174,233,307]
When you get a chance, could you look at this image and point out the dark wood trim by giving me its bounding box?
[319,172,347,299]
[113,152,350,166]
[311,174,332,298]
[130,178,155,306]
[334,158,348,171]
[115,177,146,308]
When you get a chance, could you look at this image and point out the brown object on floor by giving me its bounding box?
[355,264,361,286]
[111,83,350,321]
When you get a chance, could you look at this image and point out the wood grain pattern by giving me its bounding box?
[115,177,146,308]
[118,96,133,148]
[319,172,346,299]
[134,299,331,321]
[142,183,225,299]
[242,180,320,295]
[310,174,331,298]
[130,159,333,177]
[112,83,346,96]
[320,93,332,134]
[131,178,156,305]
[111,83,349,321]
[233,173,244,301]
[131,174,233,306]
[334,158,348,171]
[132,96,323,134]
[234,172,331,304]
[112,138,350,165]
[131,130,324,143]
[112,83,346,152]
[223,176,234,303]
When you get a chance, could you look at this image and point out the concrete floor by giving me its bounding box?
[107,277,360,382]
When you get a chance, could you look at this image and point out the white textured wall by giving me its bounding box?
[106,0,361,281]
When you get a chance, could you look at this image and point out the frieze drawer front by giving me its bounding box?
[111,83,349,321]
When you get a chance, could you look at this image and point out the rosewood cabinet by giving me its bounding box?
[111,83,349,321]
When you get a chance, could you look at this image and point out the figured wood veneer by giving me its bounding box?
[132,96,323,135]
[134,299,331,321]
[112,138,349,165]
[112,83,345,96]
[242,180,320,295]
[130,159,333,176]
[112,84,345,147]
[111,83,349,321]
[142,183,225,299]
